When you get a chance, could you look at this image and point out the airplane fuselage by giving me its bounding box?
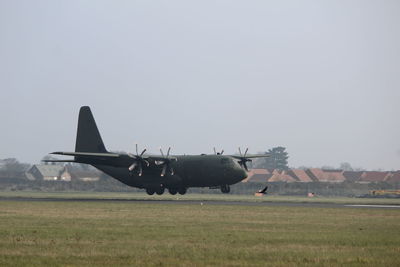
[82,154,247,190]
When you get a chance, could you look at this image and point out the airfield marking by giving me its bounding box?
[345,204,400,209]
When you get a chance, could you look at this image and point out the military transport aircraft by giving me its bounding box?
[45,106,269,195]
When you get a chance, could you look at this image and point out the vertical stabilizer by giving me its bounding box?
[75,106,107,153]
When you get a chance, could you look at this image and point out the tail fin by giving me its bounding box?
[75,106,107,153]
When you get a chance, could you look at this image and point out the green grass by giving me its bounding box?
[0,200,399,266]
[1,190,400,205]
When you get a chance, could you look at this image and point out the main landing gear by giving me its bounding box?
[145,186,187,195]
[221,184,230,194]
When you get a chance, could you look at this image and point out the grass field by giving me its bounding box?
[0,194,400,266]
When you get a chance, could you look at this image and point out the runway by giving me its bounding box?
[1,196,400,209]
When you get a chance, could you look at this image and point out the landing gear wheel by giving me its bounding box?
[168,188,178,195]
[146,188,155,195]
[221,185,230,193]
[156,187,165,195]
[178,187,187,195]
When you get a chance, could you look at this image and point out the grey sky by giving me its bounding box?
[0,0,399,170]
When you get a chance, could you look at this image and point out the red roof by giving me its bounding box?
[322,170,346,182]
[343,171,364,182]
[386,171,400,183]
[289,169,313,182]
[360,171,390,182]
[243,169,272,183]
[268,170,297,182]
[305,168,345,182]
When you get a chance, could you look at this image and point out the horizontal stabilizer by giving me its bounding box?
[42,160,77,163]
[51,151,120,158]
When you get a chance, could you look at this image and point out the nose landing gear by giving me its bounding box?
[221,184,230,193]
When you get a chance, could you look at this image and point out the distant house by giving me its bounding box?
[59,167,73,181]
[305,168,345,183]
[243,168,399,184]
[321,169,346,183]
[26,164,100,182]
[26,165,65,181]
[243,169,272,183]
[253,169,399,184]
[268,170,297,182]
[68,169,101,182]
[304,169,320,182]
[359,171,391,183]
[386,171,400,183]
[343,171,364,182]
[287,169,313,182]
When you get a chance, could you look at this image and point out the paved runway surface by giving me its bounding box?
[1,196,400,209]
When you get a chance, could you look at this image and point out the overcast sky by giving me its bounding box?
[0,0,399,170]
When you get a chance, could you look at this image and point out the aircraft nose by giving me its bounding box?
[236,167,248,180]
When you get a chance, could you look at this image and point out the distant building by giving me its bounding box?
[26,164,101,182]
[287,169,313,182]
[242,168,399,184]
[386,171,400,183]
[243,169,272,183]
[359,171,391,183]
[268,170,297,182]
[64,167,101,182]
[320,169,346,183]
[26,165,65,181]
[343,171,364,182]
[305,168,345,183]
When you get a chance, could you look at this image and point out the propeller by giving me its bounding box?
[213,147,224,155]
[237,147,252,172]
[127,144,149,176]
[157,147,177,177]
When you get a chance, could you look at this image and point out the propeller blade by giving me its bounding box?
[161,164,167,177]
[137,163,143,176]
[167,147,171,157]
[136,144,139,155]
[160,147,164,157]
[140,149,146,157]
[244,148,249,157]
[128,162,137,172]
[243,162,249,172]
[213,147,217,155]
[238,147,242,157]
[220,149,224,155]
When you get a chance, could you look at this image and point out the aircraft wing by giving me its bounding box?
[48,151,178,167]
[146,156,178,162]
